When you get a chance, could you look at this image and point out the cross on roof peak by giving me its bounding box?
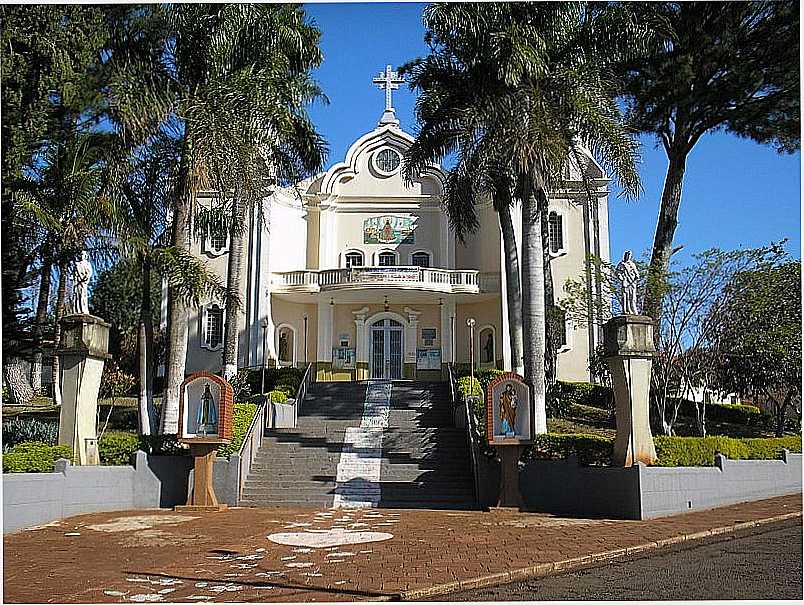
[372,64,405,127]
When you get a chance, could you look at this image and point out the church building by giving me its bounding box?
[182,66,611,383]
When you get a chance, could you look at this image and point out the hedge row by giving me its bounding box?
[674,399,762,425]
[524,433,613,466]
[553,381,614,410]
[2,442,73,473]
[653,435,801,467]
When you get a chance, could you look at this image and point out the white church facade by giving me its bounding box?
[182,67,612,384]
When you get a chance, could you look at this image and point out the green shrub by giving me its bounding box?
[525,433,614,466]
[2,416,58,450]
[267,390,288,403]
[553,381,614,410]
[217,402,258,459]
[568,403,612,424]
[3,442,73,473]
[98,431,140,465]
[676,399,761,425]
[270,382,299,399]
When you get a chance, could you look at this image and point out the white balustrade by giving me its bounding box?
[272,267,500,294]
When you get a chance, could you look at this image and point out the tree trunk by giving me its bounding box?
[643,148,688,322]
[4,359,34,405]
[498,201,524,376]
[30,249,53,393]
[221,196,247,380]
[160,157,192,435]
[51,258,69,407]
[521,187,547,434]
[540,192,557,387]
[137,254,158,435]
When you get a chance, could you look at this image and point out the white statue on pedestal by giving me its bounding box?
[70,251,92,315]
[616,250,640,315]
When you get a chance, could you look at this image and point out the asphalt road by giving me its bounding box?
[439,519,803,601]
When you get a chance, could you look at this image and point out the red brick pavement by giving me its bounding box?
[3,494,801,603]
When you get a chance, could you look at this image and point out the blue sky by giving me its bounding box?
[304,2,801,265]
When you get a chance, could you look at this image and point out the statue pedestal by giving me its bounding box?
[492,445,523,510]
[603,315,657,466]
[176,441,228,512]
[57,314,110,465]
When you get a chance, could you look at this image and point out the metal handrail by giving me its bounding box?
[449,363,480,508]
[235,399,268,504]
[294,362,315,426]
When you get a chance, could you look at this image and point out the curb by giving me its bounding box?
[397,510,802,601]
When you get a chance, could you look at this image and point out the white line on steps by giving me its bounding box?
[332,381,392,508]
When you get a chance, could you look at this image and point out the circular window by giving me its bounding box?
[374,148,400,174]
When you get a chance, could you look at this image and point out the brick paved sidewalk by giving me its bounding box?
[4,494,801,603]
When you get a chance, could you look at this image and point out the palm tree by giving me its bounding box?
[109,4,326,432]
[405,3,646,430]
[18,131,117,406]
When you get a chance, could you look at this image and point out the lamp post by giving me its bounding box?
[303,314,308,364]
[260,318,269,395]
[467,317,476,392]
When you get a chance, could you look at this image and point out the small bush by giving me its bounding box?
[3,442,73,473]
[98,431,140,466]
[98,431,140,465]
[217,402,258,459]
[525,433,614,466]
[2,416,58,450]
[273,383,296,398]
[568,404,612,424]
[553,381,613,410]
[267,390,288,403]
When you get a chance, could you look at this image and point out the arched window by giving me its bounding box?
[344,250,364,269]
[201,303,225,351]
[378,251,396,267]
[548,211,565,255]
[478,326,496,367]
[276,325,296,366]
[411,251,431,268]
[202,228,229,257]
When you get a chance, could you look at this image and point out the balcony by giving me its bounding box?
[271,267,500,295]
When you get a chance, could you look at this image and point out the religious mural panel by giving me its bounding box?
[485,373,532,444]
[363,216,415,245]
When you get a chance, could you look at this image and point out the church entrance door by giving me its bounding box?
[370,319,403,379]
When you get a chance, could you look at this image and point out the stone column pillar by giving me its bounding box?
[404,307,421,379]
[440,300,455,365]
[316,300,334,380]
[602,315,657,466]
[352,306,369,381]
[57,314,111,465]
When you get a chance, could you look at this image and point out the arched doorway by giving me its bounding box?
[370,318,404,379]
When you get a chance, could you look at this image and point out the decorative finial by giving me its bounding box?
[372,64,405,127]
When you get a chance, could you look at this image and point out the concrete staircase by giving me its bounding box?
[239,381,477,510]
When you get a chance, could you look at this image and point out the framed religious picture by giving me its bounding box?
[485,373,532,445]
[178,372,233,443]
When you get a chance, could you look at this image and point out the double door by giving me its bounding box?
[370,319,403,379]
